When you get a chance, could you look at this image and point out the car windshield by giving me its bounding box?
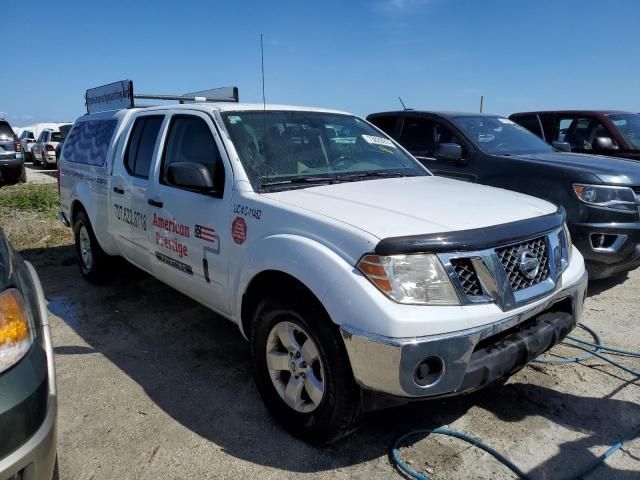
[222,111,427,191]
[608,114,640,149]
[451,116,553,154]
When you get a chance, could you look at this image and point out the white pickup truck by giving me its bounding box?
[59,82,587,443]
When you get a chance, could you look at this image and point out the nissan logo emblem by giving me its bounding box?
[518,249,540,279]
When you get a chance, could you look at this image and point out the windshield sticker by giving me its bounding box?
[228,116,242,124]
[155,252,193,275]
[362,135,397,148]
[498,118,516,125]
[232,217,248,245]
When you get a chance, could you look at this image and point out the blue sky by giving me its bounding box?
[3,0,640,126]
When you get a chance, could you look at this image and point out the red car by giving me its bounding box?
[510,110,640,161]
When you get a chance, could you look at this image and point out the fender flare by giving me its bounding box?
[233,234,358,338]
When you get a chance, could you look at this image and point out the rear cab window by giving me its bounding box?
[124,116,163,179]
[511,115,543,139]
[62,119,118,166]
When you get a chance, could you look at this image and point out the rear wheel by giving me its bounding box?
[73,210,110,282]
[250,289,361,444]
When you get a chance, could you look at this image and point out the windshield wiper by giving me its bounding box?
[331,171,414,182]
[260,176,334,188]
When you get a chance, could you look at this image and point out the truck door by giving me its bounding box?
[147,111,231,314]
[109,113,165,273]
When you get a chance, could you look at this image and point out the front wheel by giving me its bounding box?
[250,291,361,444]
[73,210,110,282]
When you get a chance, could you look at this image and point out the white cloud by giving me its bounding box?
[375,0,429,14]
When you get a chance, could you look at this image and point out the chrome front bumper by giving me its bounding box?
[340,271,588,398]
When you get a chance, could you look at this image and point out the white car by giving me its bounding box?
[59,81,587,443]
[31,128,67,168]
[19,123,62,162]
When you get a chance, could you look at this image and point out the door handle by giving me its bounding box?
[113,187,125,194]
[147,198,163,208]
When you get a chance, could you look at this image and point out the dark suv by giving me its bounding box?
[367,110,640,279]
[0,119,26,186]
[509,110,640,161]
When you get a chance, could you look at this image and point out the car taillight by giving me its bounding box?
[45,144,55,152]
[13,135,20,152]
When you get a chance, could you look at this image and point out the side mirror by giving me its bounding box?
[552,141,571,152]
[433,143,463,162]
[592,136,618,151]
[167,162,216,192]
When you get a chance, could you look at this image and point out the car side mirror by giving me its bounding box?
[592,136,618,151]
[167,162,216,193]
[552,141,571,152]
[433,143,463,163]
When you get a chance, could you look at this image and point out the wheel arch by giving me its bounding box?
[240,270,328,340]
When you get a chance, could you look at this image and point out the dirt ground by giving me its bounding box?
[14,239,637,480]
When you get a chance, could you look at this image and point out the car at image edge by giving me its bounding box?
[509,110,640,161]
[0,119,26,186]
[368,110,640,279]
[0,229,57,480]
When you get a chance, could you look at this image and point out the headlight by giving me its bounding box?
[560,223,572,271]
[573,184,637,212]
[357,254,460,305]
[0,289,34,374]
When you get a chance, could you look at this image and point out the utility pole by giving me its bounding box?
[480,95,484,113]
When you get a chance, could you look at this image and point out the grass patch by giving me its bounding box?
[0,183,73,250]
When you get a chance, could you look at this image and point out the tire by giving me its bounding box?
[41,152,48,169]
[18,165,26,183]
[73,210,110,283]
[250,288,361,444]
[32,151,40,166]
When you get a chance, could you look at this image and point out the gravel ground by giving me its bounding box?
[19,246,639,480]
[24,162,58,184]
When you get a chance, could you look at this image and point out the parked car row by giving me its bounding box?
[18,122,72,169]
[367,110,640,279]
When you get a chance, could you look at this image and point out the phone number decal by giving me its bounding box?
[114,203,147,231]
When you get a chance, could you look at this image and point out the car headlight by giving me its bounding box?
[573,184,637,212]
[559,223,572,271]
[0,289,34,374]
[357,254,460,305]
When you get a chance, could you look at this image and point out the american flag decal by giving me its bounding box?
[195,224,217,243]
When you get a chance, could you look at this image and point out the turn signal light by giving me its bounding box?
[357,255,392,292]
[0,289,34,374]
[45,144,55,152]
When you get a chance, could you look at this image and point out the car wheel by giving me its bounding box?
[250,289,361,444]
[19,165,26,183]
[32,151,40,165]
[73,210,110,283]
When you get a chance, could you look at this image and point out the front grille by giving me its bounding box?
[495,236,550,291]
[450,258,482,296]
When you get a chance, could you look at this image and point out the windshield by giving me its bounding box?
[608,114,640,149]
[451,116,553,154]
[222,111,427,191]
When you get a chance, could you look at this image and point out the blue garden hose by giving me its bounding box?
[390,323,640,479]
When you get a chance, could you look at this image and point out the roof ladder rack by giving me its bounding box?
[85,80,239,114]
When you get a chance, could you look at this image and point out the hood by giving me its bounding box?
[513,152,640,186]
[265,176,556,240]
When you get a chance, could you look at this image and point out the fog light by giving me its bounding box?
[413,356,445,387]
